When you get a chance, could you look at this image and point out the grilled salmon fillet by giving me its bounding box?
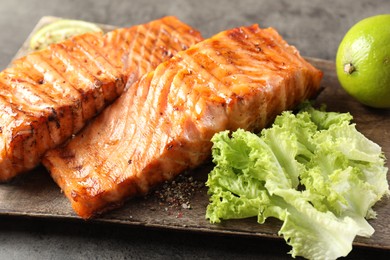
[0,16,202,182]
[43,24,323,218]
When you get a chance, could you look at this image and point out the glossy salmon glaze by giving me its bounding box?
[43,25,323,218]
[0,16,202,181]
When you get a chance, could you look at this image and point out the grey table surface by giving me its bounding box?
[0,0,390,259]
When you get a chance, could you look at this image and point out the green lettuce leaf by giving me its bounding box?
[206,104,389,260]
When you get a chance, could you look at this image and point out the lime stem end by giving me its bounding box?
[344,63,356,74]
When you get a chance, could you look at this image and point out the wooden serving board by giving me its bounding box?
[0,16,389,250]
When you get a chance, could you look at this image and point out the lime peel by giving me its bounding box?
[336,14,390,108]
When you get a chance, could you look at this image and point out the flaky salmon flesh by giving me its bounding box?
[0,16,203,181]
[43,24,323,219]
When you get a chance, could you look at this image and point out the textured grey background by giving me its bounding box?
[0,0,390,259]
[1,0,389,69]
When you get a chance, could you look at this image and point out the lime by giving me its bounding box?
[30,19,103,51]
[336,14,390,108]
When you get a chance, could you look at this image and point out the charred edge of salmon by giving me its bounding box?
[43,24,322,219]
[0,16,203,182]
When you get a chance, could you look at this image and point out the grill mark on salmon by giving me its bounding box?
[52,39,115,113]
[72,33,124,103]
[43,24,323,219]
[0,16,203,182]
[10,66,77,149]
[49,43,106,114]
[0,70,65,169]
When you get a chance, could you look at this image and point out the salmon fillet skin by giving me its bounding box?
[0,16,203,182]
[43,24,323,219]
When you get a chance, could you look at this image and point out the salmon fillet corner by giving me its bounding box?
[0,16,203,182]
[43,24,323,218]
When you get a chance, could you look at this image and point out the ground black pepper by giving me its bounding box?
[148,172,204,211]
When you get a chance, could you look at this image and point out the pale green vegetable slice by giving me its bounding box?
[30,19,103,51]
